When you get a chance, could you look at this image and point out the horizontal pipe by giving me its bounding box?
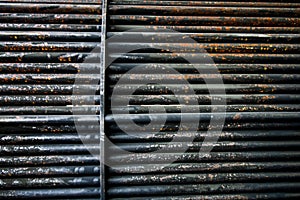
[0,13,101,24]
[0,116,99,124]
[0,0,101,3]
[0,144,99,156]
[0,106,100,115]
[0,63,100,74]
[109,172,300,185]
[108,122,300,132]
[110,193,300,200]
[0,74,99,84]
[109,53,300,64]
[109,25,300,33]
[0,42,99,52]
[109,1,300,7]
[0,165,100,178]
[0,187,101,199]
[0,133,99,144]
[0,85,100,95]
[0,85,100,94]
[107,32,300,43]
[107,182,300,197]
[111,104,300,114]
[0,3,101,14]
[110,84,300,94]
[0,23,101,32]
[0,176,100,189]
[109,162,300,174]
[0,155,99,167]
[0,53,99,63]
[108,130,300,142]
[110,94,300,105]
[109,152,300,164]
[0,124,95,133]
[110,15,300,26]
[106,112,300,123]
[108,141,300,153]
[108,43,300,54]
[108,63,300,74]
[0,31,101,42]
[109,74,300,84]
[0,95,100,106]
[109,6,299,17]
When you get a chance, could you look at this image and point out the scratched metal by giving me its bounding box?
[110,1,300,7]
[0,0,102,199]
[110,25,300,33]
[109,194,300,200]
[106,0,300,199]
[107,182,300,197]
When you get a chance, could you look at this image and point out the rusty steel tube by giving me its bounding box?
[0,1,102,199]
[106,1,300,199]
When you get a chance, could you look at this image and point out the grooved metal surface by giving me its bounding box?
[1,0,300,199]
[0,0,102,199]
[105,0,300,199]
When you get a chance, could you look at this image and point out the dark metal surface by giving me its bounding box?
[1,0,300,199]
[0,0,102,199]
[105,0,300,199]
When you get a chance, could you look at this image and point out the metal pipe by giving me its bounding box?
[108,141,300,153]
[0,176,100,189]
[108,122,300,132]
[109,172,300,185]
[0,42,99,52]
[109,15,300,27]
[109,130,300,142]
[0,53,99,63]
[0,106,100,115]
[110,94,300,105]
[107,182,300,197]
[110,105,300,114]
[0,63,100,74]
[0,133,99,144]
[0,95,100,106]
[0,144,99,155]
[105,113,300,123]
[109,25,300,33]
[108,152,300,164]
[107,32,300,43]
[0,3,101,14]
[108,63,300,74]
[0,188,101,199]
[110,1,300,7]
[109,53,300,64]
[0,155,99,167]
[0,32,101,42]
[0,13,101,24]
[109,5,299,17]
[0,165,100,178]
[109,162,300,174]
[108,43,300,54]
[109,193,300,200]
[109,84,300,94]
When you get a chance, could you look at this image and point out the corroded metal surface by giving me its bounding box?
[106,0,300,199]
[0,0,102,199]
[1,0,300,199]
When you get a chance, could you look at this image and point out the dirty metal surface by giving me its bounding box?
[105,0,300,199]
[0,0,102,199]
[0,0,300,199]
